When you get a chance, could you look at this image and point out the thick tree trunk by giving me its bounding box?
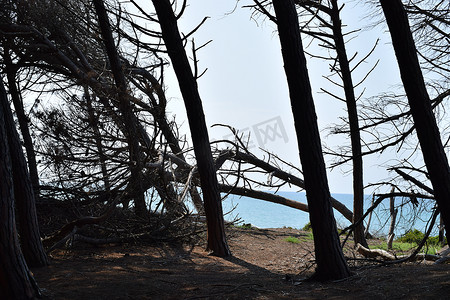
[92,0,147,216]
[329,0,367,248]
[380,0,450,247]
[0,78,39,299]
[4,49,40,197]
[151,0,230,256]
[0,76,48,267]
[272,0,350,280]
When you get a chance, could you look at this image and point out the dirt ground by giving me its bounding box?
[32,226,450,299]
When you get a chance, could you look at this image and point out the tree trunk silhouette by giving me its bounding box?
[272,0,351,280]
[0,78,40,299]
[0,75,48,267]
[329,0,367,248]
[380,0,450,247]
[93,0,146,216]
[151,0,230,256]
[4,48,40,197]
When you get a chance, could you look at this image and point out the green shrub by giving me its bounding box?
[284,236,301,244]
[427,235,447,246]
[396,229,446,247]
[302,222,312,232]
[397,229,424,244]
[373,241,416,252]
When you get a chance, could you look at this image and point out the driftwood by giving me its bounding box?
[356,209,445,264]
[356,243,397,260]
[356,243,442,262]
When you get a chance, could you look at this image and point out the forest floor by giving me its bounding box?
[32,226,450,299]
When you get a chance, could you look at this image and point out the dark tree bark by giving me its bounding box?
[1,74,48,267]
[329,0,367,248]
[92,0,147,216]
[151,0,230,256]
[272,0,351,280]
[0,78,39,299]
[379,0,450,246]
[4,48,40,197]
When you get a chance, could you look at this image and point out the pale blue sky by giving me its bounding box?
[164,0,404,194]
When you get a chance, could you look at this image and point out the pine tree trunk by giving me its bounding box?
[0,78,39,299]
[0,75,48,267]
[151,0,230,256]
[273,0,351,280]
[329,0,367,248]
[380,0,450,247]
[4,49,40,197]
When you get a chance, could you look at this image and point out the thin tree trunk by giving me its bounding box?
[329,0,367,248]
[439,215,445,246]
[380,0,450,247]
[364,194,374,237]
[0,75,48,267]
[0,78,39,299]
[272,0,350,280]
[92,0,147,216]
[387,189,397,249]
[151,0,230,256]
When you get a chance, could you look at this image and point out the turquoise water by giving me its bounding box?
[222,191,438,237]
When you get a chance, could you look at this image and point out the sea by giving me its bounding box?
[221,191,439,238]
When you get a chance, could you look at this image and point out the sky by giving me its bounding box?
[162,0,405,194]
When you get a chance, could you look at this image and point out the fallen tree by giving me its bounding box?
[356,209,443,263]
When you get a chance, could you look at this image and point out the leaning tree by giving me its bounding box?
[0,77,41,300]
[272,0,351,280]
[151,0,231,257]
[379,0,450,245]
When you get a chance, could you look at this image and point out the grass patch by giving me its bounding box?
[372,241,416,252]
[284,236,301,244]
[370,241,441,255]
[299,232,314,242]
[305,232,314,240]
